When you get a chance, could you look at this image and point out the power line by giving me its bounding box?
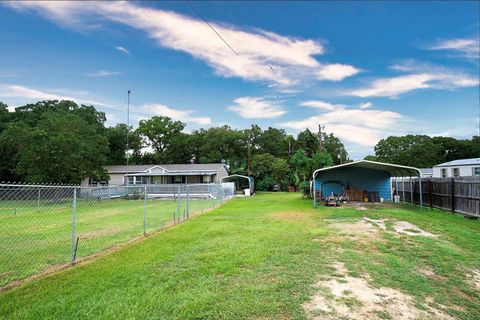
[185,0,239,56]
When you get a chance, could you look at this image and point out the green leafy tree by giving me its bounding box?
[322,133,348,164]
[290,150,311,181]
[311,152,333,171]
[374,135,442,167]
[297,129,319,157]
[364,155,378,161]
[136,116,185,162]
[258,127,289,158]
[2,111,108,183]
[251,153,289,190]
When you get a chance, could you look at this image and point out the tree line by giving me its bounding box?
[365,135,480,168]
[0,100,347,189]
[2,100,476,188]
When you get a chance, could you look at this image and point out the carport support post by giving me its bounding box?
[419,176,423,210]
[71,188,77,264]
[409,177,413,205]
[313,177,317,208]
[143,185,147,236]
[402,177,405,204]
[177,185,181,223]
[395,178,399,202]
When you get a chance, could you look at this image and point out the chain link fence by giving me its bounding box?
[0,182,233,288]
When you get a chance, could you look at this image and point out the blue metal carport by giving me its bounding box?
[312,160,423,209]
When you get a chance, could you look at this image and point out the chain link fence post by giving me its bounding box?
[143,185,147,236]
[186,185,189,219]
[177,185,181,223]
[221,183,224,205]
[71,187,77,264]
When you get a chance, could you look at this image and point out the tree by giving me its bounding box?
[297,129,319,157]
[194,126,247,171]
[322,133,348,164]
[136,116,185,162]
[374,135,442,167]
[291,150,333,182]
[290,150,311,181]
[311,152,333,171]
[251,153,289,190]
[258,127,289,158]
[163,132,194,163]
[364,155,378,161]
[2,111,108,183]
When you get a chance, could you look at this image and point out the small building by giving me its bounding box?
[85,163,229,185]
[220,174,255,196]
[312,160,422,207]
[433,158,480,178]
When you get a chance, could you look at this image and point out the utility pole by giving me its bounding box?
[318,124,325,152]
[126,90,131,167]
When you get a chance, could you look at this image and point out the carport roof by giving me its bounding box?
[313,160,421,178]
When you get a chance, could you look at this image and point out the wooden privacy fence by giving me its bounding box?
[393,176,480,218]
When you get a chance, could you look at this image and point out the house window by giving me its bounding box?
[203,175,211,183]
[126,176,135,185]
[174,175,183,184]
[452,168,460,177]
[473,167,480,176]
[441,168,447,178]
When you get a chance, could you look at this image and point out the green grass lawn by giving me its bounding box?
[0,193,479,319]
[0,196,220,287]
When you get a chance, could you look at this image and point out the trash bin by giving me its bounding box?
[244,189,251,196]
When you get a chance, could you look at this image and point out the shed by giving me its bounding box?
[220,174,255,195]
[312,160,423,208]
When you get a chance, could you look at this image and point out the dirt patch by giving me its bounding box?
[304,262,453,320]
[362,217,436,238]
[417,266,446,281]
[393,221,436,237]
[466,269,480,290]
[363,217,388,230]
[330,220,381,241]
[268,211,311,221]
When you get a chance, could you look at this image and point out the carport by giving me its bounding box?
[312,160,423,209]
[220,174,255,195]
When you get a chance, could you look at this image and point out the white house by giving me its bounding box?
[83,163,230,185]
[432,158,480,178]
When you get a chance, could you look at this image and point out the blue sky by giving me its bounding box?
[0,1,479,159]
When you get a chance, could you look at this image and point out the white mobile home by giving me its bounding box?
[84,163,230,185]
[432,158,480,178]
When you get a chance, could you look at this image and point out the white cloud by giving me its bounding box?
[301,100,344,111]
[4,1,359,86]
[427,37,480,59]
[349,62,478,98]
[358,102,372,109]
[227,97,286,119]
[316,64,360,81]
[85,70,121,77]
[0,83,110,107]
[115,46,130,55]
[138,103,212,125]
[281,100,405,146]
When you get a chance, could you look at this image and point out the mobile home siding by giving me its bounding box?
[315,167,391,201]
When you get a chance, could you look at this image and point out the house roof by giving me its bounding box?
[434,158,480,167]
[106,163,227,174]
[313,160,421,178]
